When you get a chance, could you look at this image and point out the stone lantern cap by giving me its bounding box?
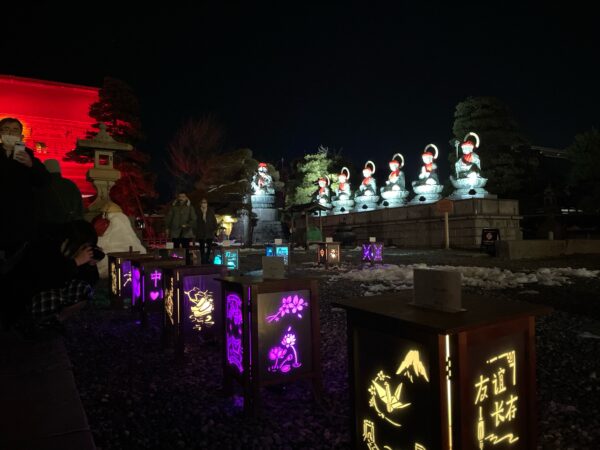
[76,123,133,152]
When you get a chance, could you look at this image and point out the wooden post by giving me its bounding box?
[445,211,450,249]
[305,212,309,249]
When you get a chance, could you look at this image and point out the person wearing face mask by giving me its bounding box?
[0,117,50,254]
[1,117,50,330]
[195,198,218,264]
[164,191,197,249]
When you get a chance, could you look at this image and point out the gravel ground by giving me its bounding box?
[63,248,600,449]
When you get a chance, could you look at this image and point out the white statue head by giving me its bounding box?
[338,167,350,184]
[258,162,268,173]
[338,173,347,183]
[362,161,375,178]
[422,152,433,164]
[318,177,328,188]
[461,140,475,154]
[389,160,399,171]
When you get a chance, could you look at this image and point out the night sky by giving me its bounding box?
[2,3,598,194]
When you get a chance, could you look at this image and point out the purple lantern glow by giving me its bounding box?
[266,294,308,322]
[362,243,372,261]
[373,243,383,262]
[132,267,141,305]
[226,293,244,373]
[150,270,162,287]
[268,326,302,373]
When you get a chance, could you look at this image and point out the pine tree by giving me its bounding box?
[451,97,536,197]
[286,146,336,206]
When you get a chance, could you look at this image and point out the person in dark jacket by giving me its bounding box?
[0,117,50,329]
[196,198,218,264]
[0,117,50,253]
[34,159,84,228]
[165,192,197,249]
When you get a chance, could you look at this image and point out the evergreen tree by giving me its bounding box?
[567,128,600,212]
[87,77,156,217]
[451,96,536,197]
[286,146,336,206]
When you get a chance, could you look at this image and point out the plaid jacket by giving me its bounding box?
[31,279,93,322]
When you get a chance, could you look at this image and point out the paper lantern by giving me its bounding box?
[162,265,226,356]
[108,252,156,308]
[219,276,322,414]
[317,242,341,268]
[130,259,186,317]
[361,242,384,265]
[334,291,550,449]
[265,243,290,266]
[213,247,240,271]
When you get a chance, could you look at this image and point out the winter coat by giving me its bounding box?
[0,146,50,253]
[165,200,197,239]
[196,207,218,240]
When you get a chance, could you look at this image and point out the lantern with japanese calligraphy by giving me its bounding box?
[334,291,550,449]
[219,276,322,414]
[130,259,186,316]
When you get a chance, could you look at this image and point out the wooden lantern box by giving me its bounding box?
[218,276,322,414]
[361,242,384,265]
[334,291,551,450]
[108,252,156,309]
[130,258,186,316]
[162,265,227,356]
[316,241,341,268]
[265,243,291,265]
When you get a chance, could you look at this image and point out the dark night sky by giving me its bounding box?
[2,2,598,195]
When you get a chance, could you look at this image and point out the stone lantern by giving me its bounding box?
[76,123,132,214]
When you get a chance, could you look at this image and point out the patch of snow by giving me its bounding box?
[579,331,600,340]
[327,263,599,295]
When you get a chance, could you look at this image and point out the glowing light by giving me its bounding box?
[445,335,453,450]
[149,291,160,301]
[186,287,215,331]
[265,294,308,322]
[150,270,162,288]
[110,262,118,295]
[473,349,520,448]
[367,350,430,428]
[396,350,429,382]
[226,293,243,373]
[132,268,141,305]
[165,277,175,325]
[267,326,302,374]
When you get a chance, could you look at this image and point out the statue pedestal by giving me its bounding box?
[354,195,380,212]
[251,194,285,244]
[410,184,443,204]
[332,198,354,215]
[448,177,496,200]
[379,189,409,208]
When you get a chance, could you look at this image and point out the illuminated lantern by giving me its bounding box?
[317,241,341,268]
[213,247,240,271]
[107,251,156,309]
[220,276,322,414]
[162,265,226,356]
[334,292,550,449]
[265,243,290,265]
[130,259,186,317]
[361,242,384,265]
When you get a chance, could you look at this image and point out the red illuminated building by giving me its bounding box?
[0,74,99,196]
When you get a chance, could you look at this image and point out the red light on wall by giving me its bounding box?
[0,75,99,196]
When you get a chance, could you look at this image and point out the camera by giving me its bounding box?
[91,245,105,262]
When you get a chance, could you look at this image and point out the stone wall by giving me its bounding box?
[299,198,522,249]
